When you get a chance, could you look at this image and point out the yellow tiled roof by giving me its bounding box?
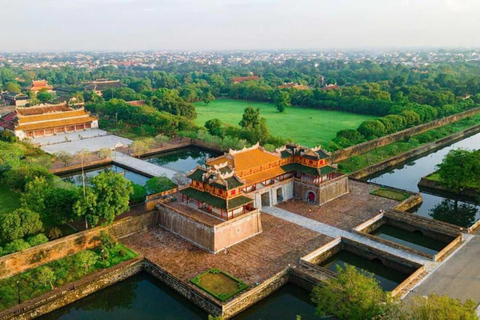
[243,166,286,185]
[16,116,97,131]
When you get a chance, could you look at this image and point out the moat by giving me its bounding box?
[39,273,317,320]
[368,131,480,227]
[145,147,221,173]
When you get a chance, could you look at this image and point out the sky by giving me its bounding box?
[1,0,480,52]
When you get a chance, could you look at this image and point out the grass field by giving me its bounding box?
[0,185,21,215]
[194,99,376,147]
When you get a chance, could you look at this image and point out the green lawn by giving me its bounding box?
[194,99,376,147]
[0,184,21,215]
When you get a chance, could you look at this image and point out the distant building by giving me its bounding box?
[322,84,340,91]
[29,80,54,93]
[7,102,98,140]
[232,76,260,84]
[81,79,126,96]
[126,100,146,107]
[278,83,310,90]
[2,92,29,107]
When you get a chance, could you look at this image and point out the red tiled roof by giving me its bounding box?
[126,100,146,106]
[232,76,260,83]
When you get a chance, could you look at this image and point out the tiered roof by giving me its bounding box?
[30,80,53,92]
[14,102,97,131]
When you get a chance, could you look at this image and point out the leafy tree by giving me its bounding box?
[4,82,21,93]
[273,90,291,112]
[37,266,55,289]
[0,208,43,242]
[437,149,480,193]
[312,265,399,320]
[408,293,478,320]
[37,90,54,103]
[77,172,133,227]
[130,183,147,204]
[21,177,51,214]
[75,250,98,275]
[205,119,224,138]
[357,120,386,139]
[239,107,261,129]
[27,234,49,247]
[44,187,80,225]
[4,239,31,254]
[2,165,53,191]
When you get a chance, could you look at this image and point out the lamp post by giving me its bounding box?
[16,280,21,304]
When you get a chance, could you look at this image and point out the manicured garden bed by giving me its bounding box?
[190,268,248,301]
[370,187,410,201]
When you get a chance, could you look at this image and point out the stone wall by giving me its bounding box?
[319,175,349,204]
[0,212,157,280]
[213,211,262,253]
[222,270,289,318]
[385,210,463,237]
[157,205,262,254]
[157,205,214,251]
[349,124,480,179]
[332,106,480,163]
[0,258,144,320]
[143,259,223,317]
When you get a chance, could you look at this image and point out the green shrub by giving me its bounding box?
[4,239,31,254]
[27,234,49,247]
[130,183,147,204]
[47,227,63,240]
[145,176,176,195]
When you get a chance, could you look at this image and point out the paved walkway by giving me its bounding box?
[406,234,480,303]
[113,152,178,179]
[261,206,430,265]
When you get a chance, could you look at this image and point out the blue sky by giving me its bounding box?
[1,0,479,51]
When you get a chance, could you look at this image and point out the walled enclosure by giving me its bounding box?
[157,204,263,253]
[0,211,157,280]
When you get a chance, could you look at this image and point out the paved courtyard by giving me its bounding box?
[277,180,399,231]
[123,213,333,286]
[31,129,109,146]
[40,133,132,155]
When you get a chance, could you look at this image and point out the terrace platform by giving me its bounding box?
[277,180,399,231]
[123,213,333,287]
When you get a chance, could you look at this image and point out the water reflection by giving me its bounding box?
[429,199,478,228]
[145,147,221,173]
[60,165,150,186]
[39,273,207,320]
[369,132,480,227]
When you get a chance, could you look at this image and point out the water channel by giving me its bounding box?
[60,164,150,186]
[39,273,317,320]
[320,251,409,291]
[371,224,450,256]
[145,147,221,173]
[368,132,480,227]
